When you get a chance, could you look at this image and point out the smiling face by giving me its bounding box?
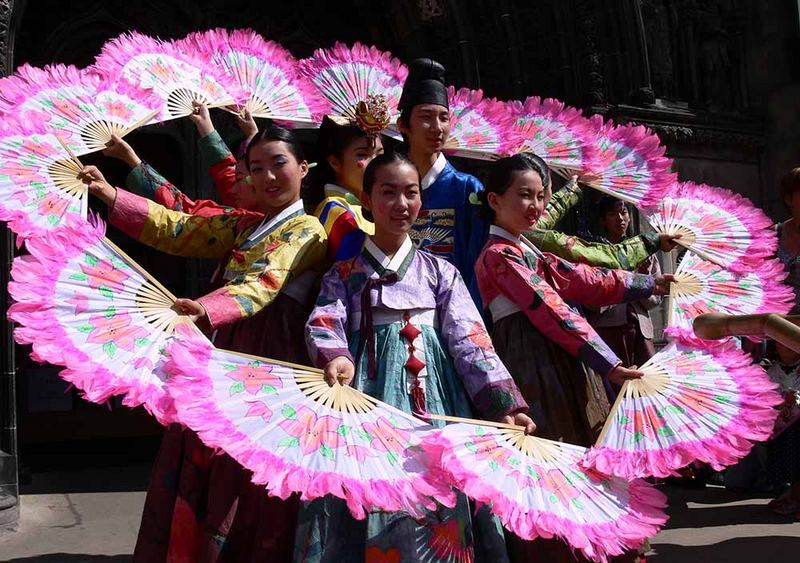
[328,135,384,194]
[360,161,421,238]
[246,140,308,214]
[399,104,450,156]
[488,170,546,237]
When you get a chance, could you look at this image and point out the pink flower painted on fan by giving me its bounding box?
[244,400,273,423]
[469,434,511,469]
[133,356,154,371]
[225,364,282,395]
[37,193,70,218]
[361,417,411,454]
[279,405,341,456]
[705,239,737,254]
[19,108,51,128]
[101,99,135,121]
[510,466,541,490]
[86,312,149,352]
[677,301,711,320]
[669,384,721,418]
[199,76,225,99]
[19,138,59,158]
[0,163,45,185]
[150,61,178,83]
[7,189,30,205]
[622,405,670,441]
[80,258,129,291]
[344,444,376,462]
[463,131,491,146]
[67,294,89,315]
[694,212,739,239]
[541,469,581,508]
[51,97,85,121]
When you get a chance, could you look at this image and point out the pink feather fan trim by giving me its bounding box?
[583,340,782,480]
[165,333,456,520]
[423,428,667,563]
[446,86,520,157]
[92,31,247,112]
[178,28,329,122]
[585,114,676,209]
[506,96,596,170]
[7,217,177,424]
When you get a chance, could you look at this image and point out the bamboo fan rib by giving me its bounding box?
[47,159,86,199]
[0,131,89,237]
[165,338,452,519]
[7,219,202,424]
[665,251,792,342]
[176,29,324,124]
[585,342,782,481]
[502,431,562,463]
[646,182,777,272]
[423,423,667,563]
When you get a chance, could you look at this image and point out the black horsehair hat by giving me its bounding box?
[398,58,449,112]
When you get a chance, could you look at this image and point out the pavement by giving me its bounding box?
[0,465,799,562]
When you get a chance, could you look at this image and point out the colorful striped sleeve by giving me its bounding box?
[318,200,366,261]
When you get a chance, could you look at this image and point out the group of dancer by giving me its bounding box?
[79,58,680,562]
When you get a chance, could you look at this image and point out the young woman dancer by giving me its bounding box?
[297,151,535,562]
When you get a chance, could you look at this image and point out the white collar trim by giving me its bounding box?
[489,224,521,243]
[248,199,304,242]
[490,224,543,256]
[364,235,414,273]
[421,153,448,191]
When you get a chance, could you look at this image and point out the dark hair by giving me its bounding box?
[305,116,373,210]
[477,152,550,220]
[781,168,800,212]
[360,151,419,222]
[245,123,306,168]
[598,195,629,217]
[397,109,410,131]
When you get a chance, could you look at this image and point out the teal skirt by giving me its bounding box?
[293,322,509,563]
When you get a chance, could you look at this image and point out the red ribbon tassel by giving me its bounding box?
[400,312,427,415]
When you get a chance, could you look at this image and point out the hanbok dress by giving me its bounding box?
[296,236,528,562]
[476,226,655,562]
[410,153,487,302]
[476,225,654,445]
[109,189,327,563]
[315,183,374,262]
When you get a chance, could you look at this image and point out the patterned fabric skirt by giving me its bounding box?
[133,293,308,563]
[293,322,509,563]
[491,312,618,563]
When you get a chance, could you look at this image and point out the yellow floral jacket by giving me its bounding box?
[110,190,327,329]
